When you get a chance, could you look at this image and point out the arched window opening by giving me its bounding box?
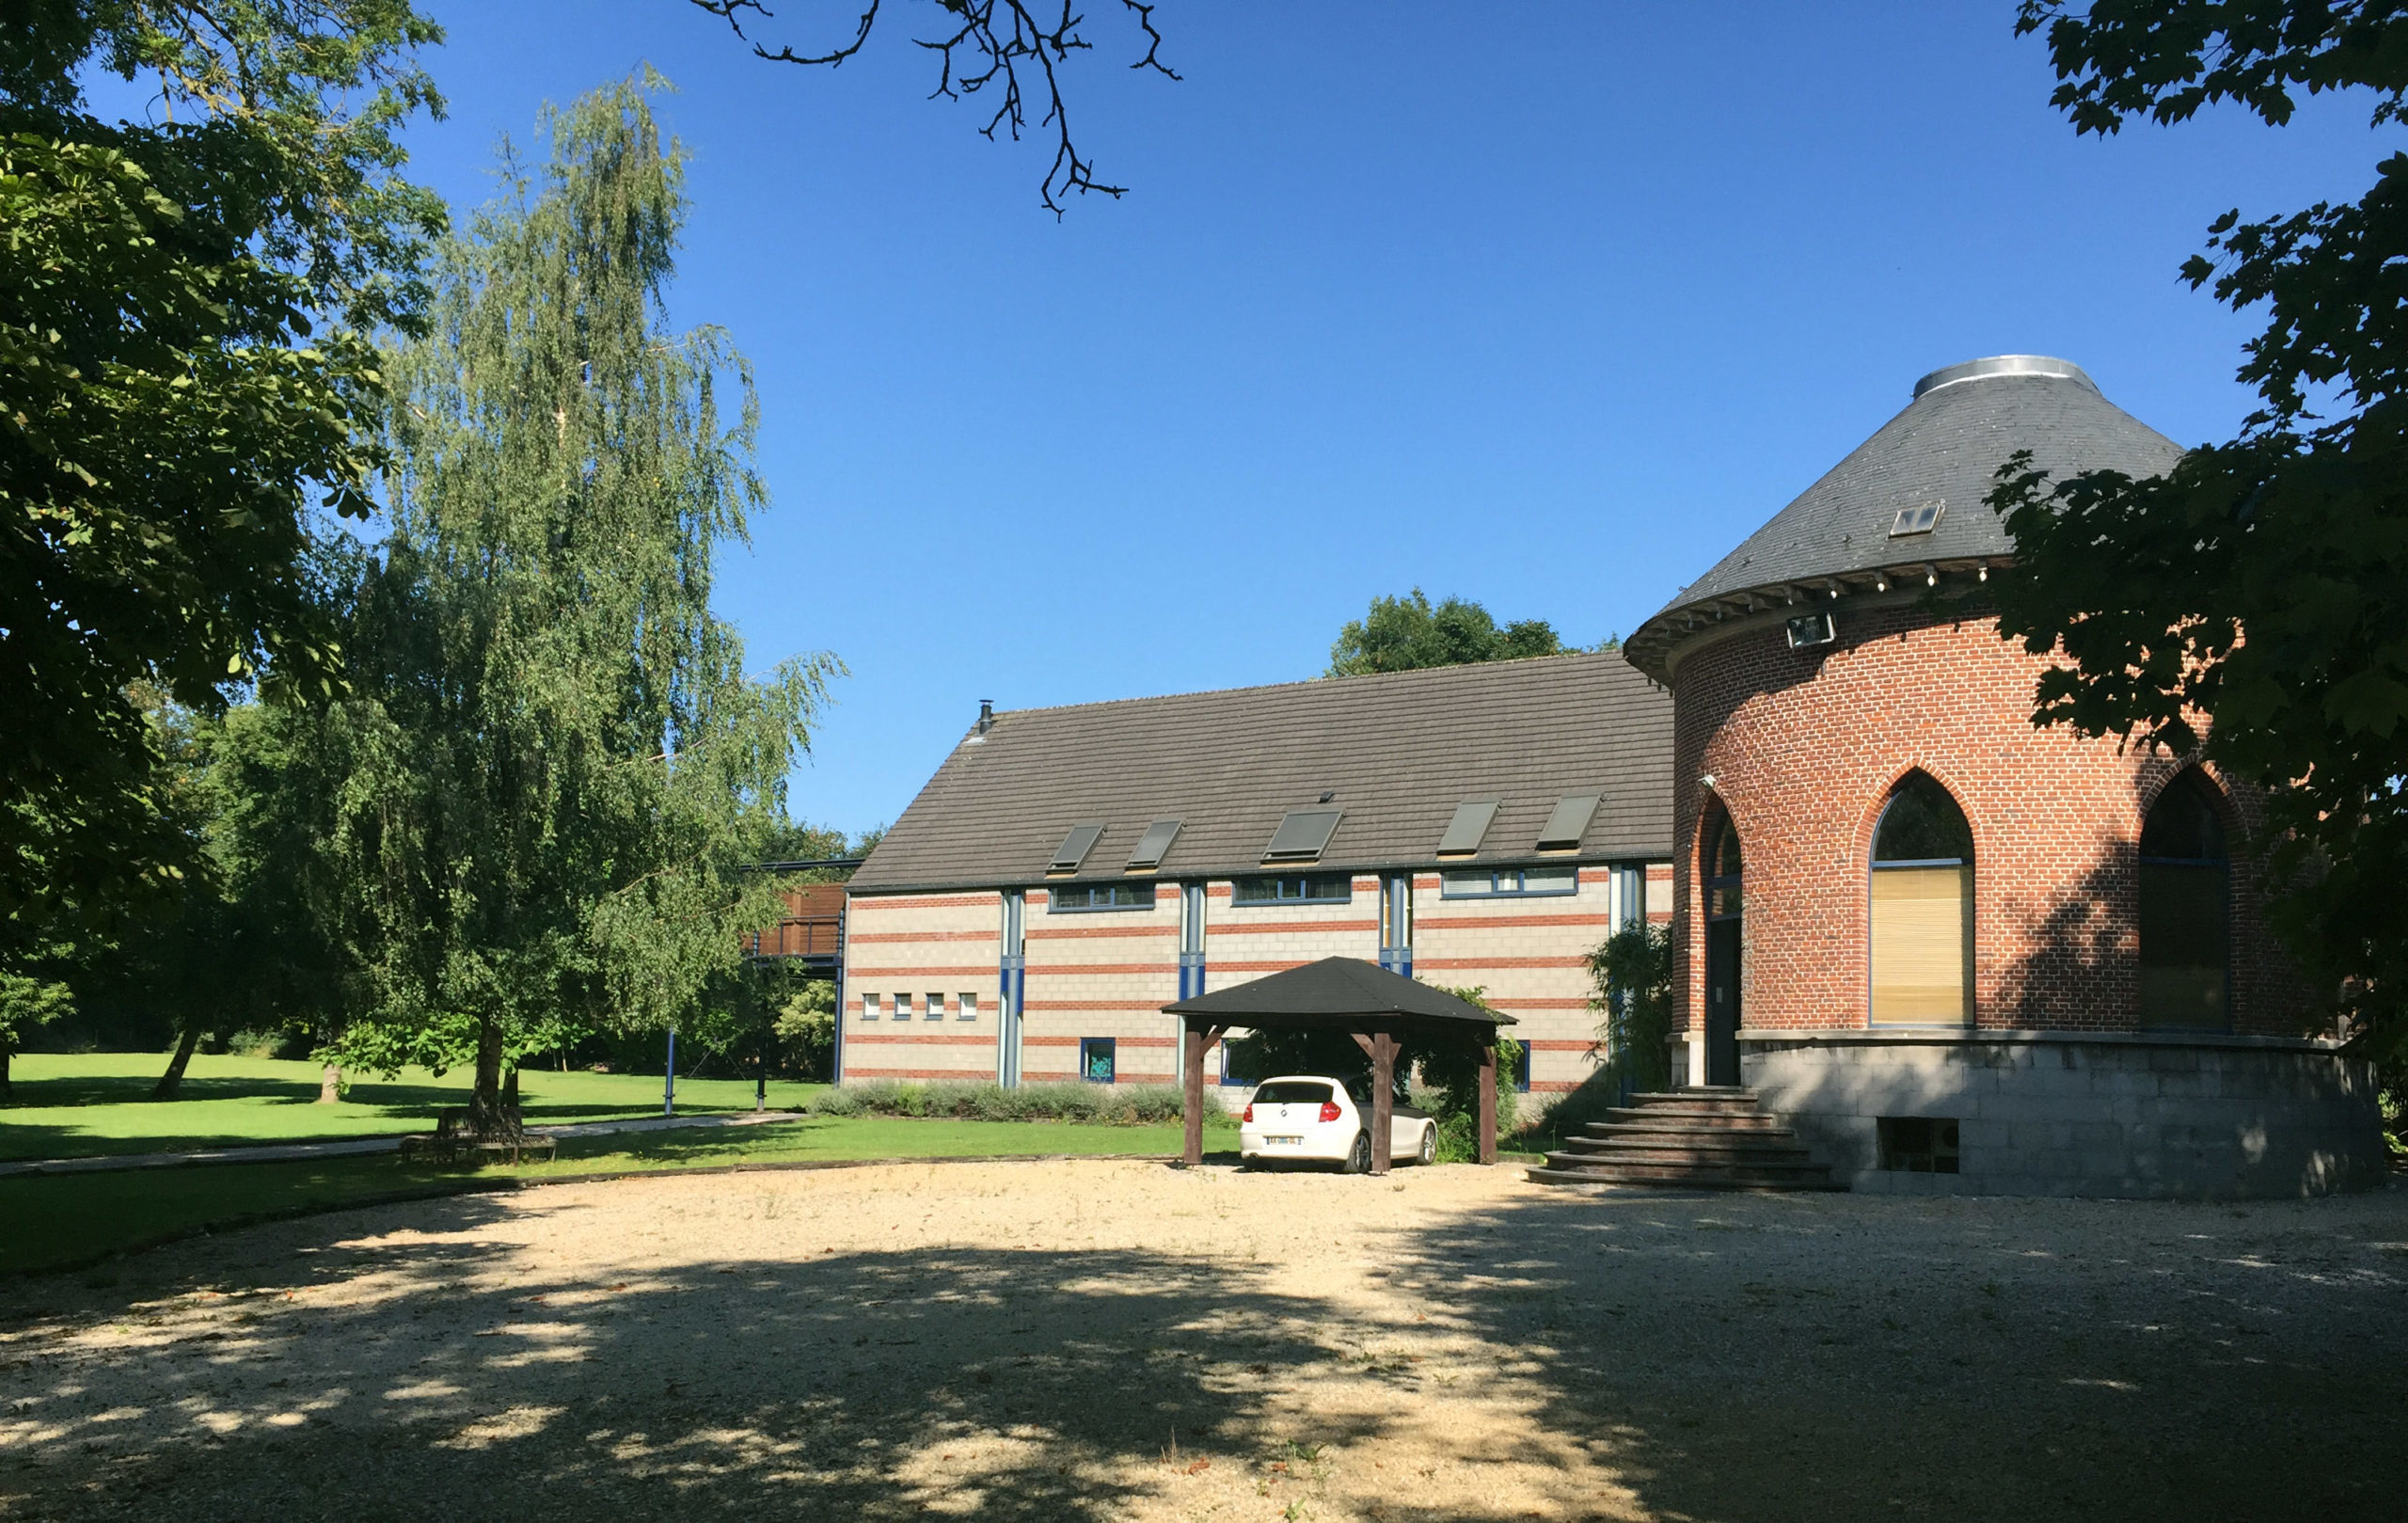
[1702,813,1742,1086]
[1870,773,1973,1025]
[2139,771,2230,1029]
[1707,816,1742,919]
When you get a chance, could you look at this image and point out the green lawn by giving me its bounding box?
[0,1114,1208,1276]
[0,1053,827,1162]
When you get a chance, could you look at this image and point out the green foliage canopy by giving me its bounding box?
[293,76,836,1124]
[1996,2,2408,1056]
[0,1,444,948]
[1326,589,1567,677]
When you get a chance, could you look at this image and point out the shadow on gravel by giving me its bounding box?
[5,1179,2404,1522]
[1374,1183,2408,1522]
[0,1190,1520,1522]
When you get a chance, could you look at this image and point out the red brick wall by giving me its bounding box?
[1668,601,2311,1039]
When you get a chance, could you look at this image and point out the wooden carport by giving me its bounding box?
[1164,957,1513,1174]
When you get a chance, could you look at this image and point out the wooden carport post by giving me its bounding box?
[1351,1029,1399,1176]
[1477,1039,1498,1165]
[1180,1018,1227,1166]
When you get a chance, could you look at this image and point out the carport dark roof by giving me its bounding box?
[847,651,1671,893]
[1625,356,2184,679]
[1163,957,1513,1028]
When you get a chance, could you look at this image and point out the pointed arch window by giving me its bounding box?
[2139,771,2230,1029]
[1870,773,1973,1025]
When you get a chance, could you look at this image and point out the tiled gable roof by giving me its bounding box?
[848,652,1672,893]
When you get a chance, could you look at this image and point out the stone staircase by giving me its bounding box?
[1527,1087,1844,1191]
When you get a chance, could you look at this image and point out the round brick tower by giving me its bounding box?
[1624,356,2385,1198]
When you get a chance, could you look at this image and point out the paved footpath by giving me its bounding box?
[0,1110,809,1179]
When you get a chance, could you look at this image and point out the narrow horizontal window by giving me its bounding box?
[1231,874,1353,905]
[1877,1116,1960,1173]
[1048,881,1158,912]
[1442,866,1579,898]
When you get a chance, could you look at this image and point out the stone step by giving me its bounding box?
[1526,1162,1846,1192]
[1593,1110,1791,1132]
[1629,1088,1759,1107]
[1554,1135,1817,1164]
[1546,1143,1826,1170]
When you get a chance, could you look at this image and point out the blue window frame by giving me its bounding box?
[1231,874,1353,905]
[1512,1042,1532,1093]
[1441,866,1579,898]
[1079,1038,1117,1084]
[1048,882,1158,912]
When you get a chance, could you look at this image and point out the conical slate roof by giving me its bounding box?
[1624,356,2183,680]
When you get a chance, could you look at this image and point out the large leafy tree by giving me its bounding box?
[309,76,835,1132]
[1993,1,2408,1055]
[1326,588,1568,677]
[0,1,443,952]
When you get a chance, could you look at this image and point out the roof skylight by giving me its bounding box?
[1049,823,1106,873]
[1536,794,1599,851]
[1436,799,1500,857]
[1126,818,1182,872]
[1261,808,1343,863]
[1890,500,1944,536]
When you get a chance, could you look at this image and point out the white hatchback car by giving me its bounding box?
[1239,1075,1436,1171]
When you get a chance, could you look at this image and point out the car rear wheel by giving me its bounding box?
[1417,1124,1436,1166]
[1340,1131,1370,1174]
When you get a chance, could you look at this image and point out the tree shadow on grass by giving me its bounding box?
[0,1189,1607,1522]
[1373,1182,2408,1522]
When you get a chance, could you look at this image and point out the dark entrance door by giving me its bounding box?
[1704,919,1740,1086]
[1703,815,1743,1087]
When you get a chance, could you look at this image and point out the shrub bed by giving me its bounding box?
[808,1080,1228,1127]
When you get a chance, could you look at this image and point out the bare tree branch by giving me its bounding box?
[687,0,1179,214]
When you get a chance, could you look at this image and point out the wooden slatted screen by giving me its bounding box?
[1871,865,1971,1024]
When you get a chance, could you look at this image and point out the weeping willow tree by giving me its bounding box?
[322,74,834,1133]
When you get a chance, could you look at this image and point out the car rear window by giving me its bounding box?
[1252,1081,1333,1104]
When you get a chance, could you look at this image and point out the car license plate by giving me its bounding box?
[1266,1134,1303,1146]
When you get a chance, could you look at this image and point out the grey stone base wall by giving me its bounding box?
[1735,1030,2390,1199]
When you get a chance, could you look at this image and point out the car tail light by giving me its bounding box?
[1319,1100,1341,1123]
[1242,1103,1254,1123]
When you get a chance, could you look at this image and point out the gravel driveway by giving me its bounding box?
[2,1161,2402,1521]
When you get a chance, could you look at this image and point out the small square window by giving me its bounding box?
[861,993,879,1021]
[894,992,913,1020]
[958,992,978,1022]
[925,992,945,1022]
[1080,1038,1117,1085]
[1877,1117,1960,1173]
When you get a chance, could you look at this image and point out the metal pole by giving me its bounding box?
[664,1026,676,1118]
[756,1020,768,1113]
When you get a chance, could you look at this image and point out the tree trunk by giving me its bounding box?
[1,1043,12,1105]
[466,1013,513,1139]
[317,1063,342,1104]
[152,1024,203,1101]
[502,1065,519,1115]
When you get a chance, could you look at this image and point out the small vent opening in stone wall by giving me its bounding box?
[1877,1117,1960,1173]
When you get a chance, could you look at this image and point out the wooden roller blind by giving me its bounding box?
[1871,865,1971,1024]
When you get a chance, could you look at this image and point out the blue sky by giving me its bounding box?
[386,1,2386,838]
